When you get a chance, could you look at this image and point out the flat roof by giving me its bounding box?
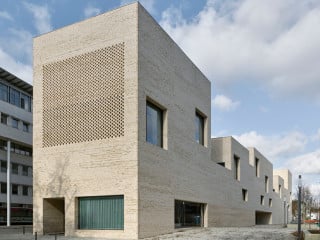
[0,67,33,95]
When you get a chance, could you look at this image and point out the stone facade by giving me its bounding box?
[33,3,292,239]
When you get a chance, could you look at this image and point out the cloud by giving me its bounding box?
[234,130,307,161]
[0,11,13,21]
[287,150,320,175]
[0,48,32,84]
[212,94,240,111]
[84,6,101,18]
[160,0,320,103]
[24,2,52,34]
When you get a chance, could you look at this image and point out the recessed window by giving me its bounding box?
[242,189,248,202]
[146,101,163,147]
[234,155,240,181]
[1,113,8,125]
[12,118,19,129]
[12,163,19,175]
[22,122,29,132]
[0,182,7,194]
[265,176,269,193]
[260,195,264,205]
[0,83,8,102]
[195,111,205,145]
[279,185,282,198]
[20,94,31,112]
[269,198,272,207]
[22,186,28,196]
[255,157,259,177]
[1,161,7,173]
[78,195,124,230]
[12,184,18,195]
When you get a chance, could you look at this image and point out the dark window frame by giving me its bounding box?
[146,101,164,148]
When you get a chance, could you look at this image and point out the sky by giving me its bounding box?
[0,0,319,198]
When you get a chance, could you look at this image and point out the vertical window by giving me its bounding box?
[260,195,264,205]
[78,195,124,230]
[10,88,20,107]
[195,111,205,145]
[279,185,282,198]
[146,101,163,147]
[265,176,269,193]
[0,182,7,194]
[1,161,7,172]
[22,165,29,176]
[242,189,248,202]
[0,83,8,102]
[23,122,29,132]
[20,94,30,111]
[12,163,19,175]
[12,184,18,195]
[22,186,28,196]
[12,118,19,129]
[269,198,272,207]
[1,113,8,125]
[255,157,259,177]
[234,155,240,181]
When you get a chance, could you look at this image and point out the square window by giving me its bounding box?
[12,184,18,195]
[242,189,248,202]
[12,163,19,175]
[1,161,7,173]
[22,186,28,196]
[1,113,8,125]
[12,118,19,129]
[0,182,7,194]
[146,101,163,147]
[23,122,29,132]
[195,111,205,145]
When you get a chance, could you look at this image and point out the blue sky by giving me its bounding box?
[0,0,319,196]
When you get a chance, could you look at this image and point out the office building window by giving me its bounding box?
[22,165,28,176]
[23,122,29,132]
[78,195,124,230]
[12,163,19,175]
[1,113,8,125]
[1,161,7,172]
[12,184,18,195]
[22,186,28,196]
[242,189,248,202]
[10,88,20,107]
[0,182,6,194]
[234,155,240,181]
[12,118,19,129]
[255,157,259,177]
[0,83,8,102]
[146,101,163,147]
[20,94,31,111]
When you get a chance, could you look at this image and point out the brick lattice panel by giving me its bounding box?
[42,43,125,147]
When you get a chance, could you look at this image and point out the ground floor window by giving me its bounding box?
[78,195,124,230]
[175,200,204,228]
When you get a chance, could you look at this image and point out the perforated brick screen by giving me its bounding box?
[42,43,125,147]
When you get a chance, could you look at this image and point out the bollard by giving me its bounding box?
[23,226,25,234]
[35,231,37,240]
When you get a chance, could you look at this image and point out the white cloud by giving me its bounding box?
[311,129,320,141]
[160,0,320,103]
[24,2,52,34]
[0,48,32,84]
[287,150,320,175]
[84,6,101,18]
[212,94,239,111]
[234,130,307,160]
[0,11,13,21]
